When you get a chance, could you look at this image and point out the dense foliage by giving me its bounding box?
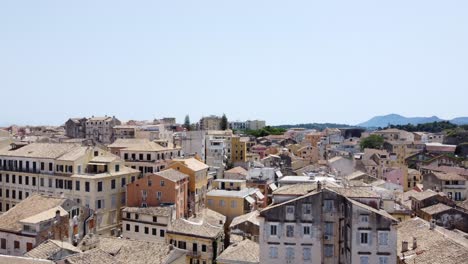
[275,123,353,130]
[245,126,286,137]
[384,121,457,133]
[360,134,385,150]
[220,114,228,130]
[183,115,191,131]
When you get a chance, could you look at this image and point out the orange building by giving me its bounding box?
[126,169,189,219]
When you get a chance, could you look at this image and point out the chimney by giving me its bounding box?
[317,180,322,191]
[401,241,408,253]
[430,219,436,230]
[412,237,417,249]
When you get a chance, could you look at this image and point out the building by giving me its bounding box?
[0,143,140,233]
[246,120,266,131]
[108,138,182,176]
[113,125,137,139]
[216,239,259,264]
[121,206,174,242]
[85,116,121,144]
[422,172,467,201]
[206,182,261,223]
[24,239,82,262]
[373,129,414,142]
[397,217,468,264]
[200,116,223,131]
[168,158,209,215]
[0,194,88,256]
[224,166,248,180]
[167,208,226,264]
[205,130,232,177]
[64,118,87,139]
[229,121,247,131]
[231,136,247,163]
[418,203,468,232]
[229,210,260,242]
[126,169,189,218]
[258,186,398,264]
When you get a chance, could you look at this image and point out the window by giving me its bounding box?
[1,238,6,249]
[219,200,225,207]
[303,247,311,261]
[134,225,139,232]
[286,225,294,237]
[269,247,278,259]
[152,228,157,236]
[379,256,388,264]
[160,180,165,187]
[286,247,294,260]
[48,178,52,188]
[202,244,207,252]
[378,231,389,246]
[207,199,213,206]
[231,200,237,208]
[324,200,334,212]
[303,225,311,236]
[121,178,126,187]
[135,213,139,220]
[302,203,312,215]
[325,222,333,236]
[153,216,157,222]
[96,199,105,209]
[111,179,116,189]
[286,205,295,220]
[148,178,152,186]
[360,215,369,223]
[126,224,130,231]
[12,175,15,184]
[160,229,165,237]
[270,224,277,236]
[324,244,333,257]
[14,240,20,249]
[144,227,149,234]
[147,154,151,161]
[97,181,103,192]
[75,181,80,191]
[19,176,22,185]
[360,256,369,264]
[85,181,90,192]
[32,177,36,186]
[115,165,120,172]
[157,191,162,201]
[360,232,369,245]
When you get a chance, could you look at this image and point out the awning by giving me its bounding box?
[269,183,278,191]
[255,191,265,200]
[245,196,255,204]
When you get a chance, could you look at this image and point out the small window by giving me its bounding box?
[286,225,294,237]
[360,232,369,245]
[160,180,165,187]
[144,227,149,234]
[360,215,369,223]
[153,216,157,222]
[134,225,139,232]
[152,228,157,236]
[126,224,130,231]
[202,244,207,252]
[269,247,278,259]
[360,256,369,264]
[14,240,20,249]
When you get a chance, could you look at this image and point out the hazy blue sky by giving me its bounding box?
[1,1,467,126]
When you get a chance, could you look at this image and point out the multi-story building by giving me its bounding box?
[206,179,261,223]
[258,186,398,264]
[113,125,137,139]
[126,169,189,218]
[108,138,182,176]
[0,194,89,256]
[121,206,174,242]
[64,118,87,139]
[167,208,226,264]
[85,116,121,144]
[422,172,467,201]
[246,120,266,131]
[205,130,232,178]
[168,158,209,215]
[0,142,140,234]
[229,121,247,131]
[200,116,223,131]
[231,136,247,163]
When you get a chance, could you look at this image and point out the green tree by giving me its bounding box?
[220,114,228,130]
[184,115,191,131]
[360,134,384,150]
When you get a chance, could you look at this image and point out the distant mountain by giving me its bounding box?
[357,114,468,127]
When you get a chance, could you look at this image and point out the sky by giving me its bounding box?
[1,1,467,126]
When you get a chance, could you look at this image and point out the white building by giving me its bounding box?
[121,206,174,242]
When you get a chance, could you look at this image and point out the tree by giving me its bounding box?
[184,115,191,131]
[220,114,228,130]
[360,134,384,150]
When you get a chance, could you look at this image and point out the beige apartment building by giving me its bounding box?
[108,138,182,176]
[0,142,140,234]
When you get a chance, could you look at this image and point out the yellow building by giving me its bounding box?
[231,136,247,163]
[206,183,261,223]
[169,158,209,214]
[167,209,225,264]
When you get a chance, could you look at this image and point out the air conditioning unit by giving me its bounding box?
[324,235,331,240]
